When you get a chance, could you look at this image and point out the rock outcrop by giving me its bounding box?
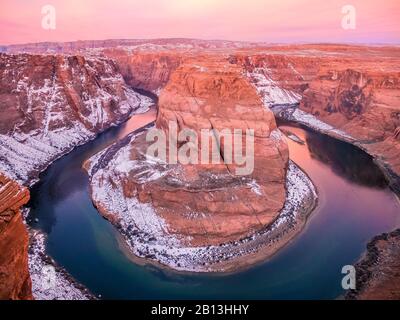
[152,56,289,244]
[346,229,400,300]
[0,173,32,300]
[0,53,152,185]
[86,56,291,270]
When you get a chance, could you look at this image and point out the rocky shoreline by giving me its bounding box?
[16,106,153,300]
[28,229,96,300]
[346,229,400,300]
[0,53,154,187]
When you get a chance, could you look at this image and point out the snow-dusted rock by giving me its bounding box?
[0,53,153,185]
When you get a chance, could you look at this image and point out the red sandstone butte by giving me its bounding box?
[91,56,289,246]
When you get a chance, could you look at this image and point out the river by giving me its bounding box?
[27,110,400,299]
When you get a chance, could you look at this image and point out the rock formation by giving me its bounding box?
[86,56,291,270]
[0,53,152,185]
[1,39,399,289]
[152,56,289,244]
[0,173,32,300]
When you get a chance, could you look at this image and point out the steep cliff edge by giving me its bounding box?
[0,173,32,300]
[86,56,316,272]
[0,53,152,185]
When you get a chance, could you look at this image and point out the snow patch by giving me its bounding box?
[247,67,302,106]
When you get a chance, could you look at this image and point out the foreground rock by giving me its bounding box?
[0,173,32,299]
[85,57,317,271]
[0,53,152,185]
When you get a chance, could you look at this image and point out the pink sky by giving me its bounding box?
[1,0,399,45]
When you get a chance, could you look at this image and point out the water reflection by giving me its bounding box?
[281,123,387,188]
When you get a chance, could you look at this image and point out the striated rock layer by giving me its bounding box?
[101,44,400,187]
[0,53,152,185]
[86,56,293,270]
[0,173,32,300]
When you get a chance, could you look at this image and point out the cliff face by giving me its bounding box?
[102,48,184,93]
[0,53,152,184]
[300,66,400,178]
[0,173,32,300]
[230,52,317,105]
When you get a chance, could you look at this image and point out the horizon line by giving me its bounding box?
[2,37,400,48]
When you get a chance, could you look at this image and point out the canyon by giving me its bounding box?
[0,39,399,299]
